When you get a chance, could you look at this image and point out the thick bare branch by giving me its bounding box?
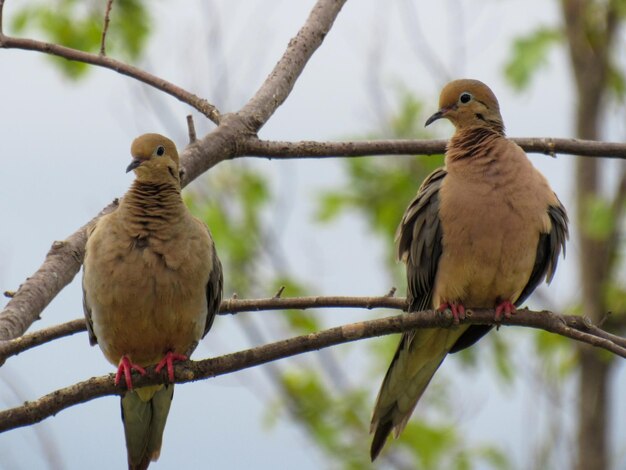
[0,307,624,433]
[0,36,221,123]
[242,136,626,159]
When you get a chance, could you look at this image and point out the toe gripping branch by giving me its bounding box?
[494,300,516,322]
[115,356,147,390]
[155,351,188,382]
[437,302,466,324]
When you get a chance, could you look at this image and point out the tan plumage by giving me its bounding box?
[83,133,223,470]
[370,79,568,460]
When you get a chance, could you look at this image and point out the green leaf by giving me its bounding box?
[504,27,562,90]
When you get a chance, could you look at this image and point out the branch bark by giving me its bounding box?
[242,136,626,159]
[3,294,626,363]
[1,306,624,433]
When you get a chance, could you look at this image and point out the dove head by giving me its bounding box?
[425,79,504,134]
[127,133,181,183]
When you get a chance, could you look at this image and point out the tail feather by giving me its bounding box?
[370,327,466,460]
[370,418,394,462]
[121,384,174,470]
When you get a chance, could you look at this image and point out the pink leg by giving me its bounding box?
[494,300,516,321]
[437,301,466,324]
[115,355,147,390]
[155,351,188,382]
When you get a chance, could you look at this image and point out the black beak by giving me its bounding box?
[126,158,142,173]
[424,110,444,127]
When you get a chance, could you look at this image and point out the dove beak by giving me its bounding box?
[126,158,143,173]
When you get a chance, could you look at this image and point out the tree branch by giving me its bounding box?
[0,295,405,361]
[3,295,626,362]
[0,306,624,433]
[0,36,221,124]
[242,136,626,159]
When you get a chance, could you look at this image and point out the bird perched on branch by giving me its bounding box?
[370,79,568,460]
[82,133,223,470]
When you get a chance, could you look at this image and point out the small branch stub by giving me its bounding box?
[186,115,197,143]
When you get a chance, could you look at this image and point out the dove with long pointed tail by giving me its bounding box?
[370,80,568,460]
[83,133,223,469]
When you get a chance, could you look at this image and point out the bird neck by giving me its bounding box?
[446,125,504,163]
[119,180,185,235]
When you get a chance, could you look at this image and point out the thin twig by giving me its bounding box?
[99,0,114,56]
[273,286,286,298]
[0,307,624,433]
[0,36,221,123]
[385,287,397,297]
[0,319,86,363]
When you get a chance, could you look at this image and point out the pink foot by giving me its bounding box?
[115,356,146,390]
[155,351,188,382]
[437,301,466,324]
[494,300,516,321]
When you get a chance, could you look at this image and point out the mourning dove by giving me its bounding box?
[82,133,223,470]
[370,79,568,460]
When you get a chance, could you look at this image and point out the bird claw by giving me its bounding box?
[115,356,146,390]
[437,302,466,325]
[494,300,516,322]
[155,351,188,382]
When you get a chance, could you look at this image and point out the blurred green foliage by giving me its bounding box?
[11,0,150,78]
[581,195,616,241]
[316,93,443,266]
[504,27,562,90]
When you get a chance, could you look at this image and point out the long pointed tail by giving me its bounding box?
[370,327,466,460]
[121,384,174,470]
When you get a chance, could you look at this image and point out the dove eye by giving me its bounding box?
[459,92,472,104]
[155,145,165,156]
